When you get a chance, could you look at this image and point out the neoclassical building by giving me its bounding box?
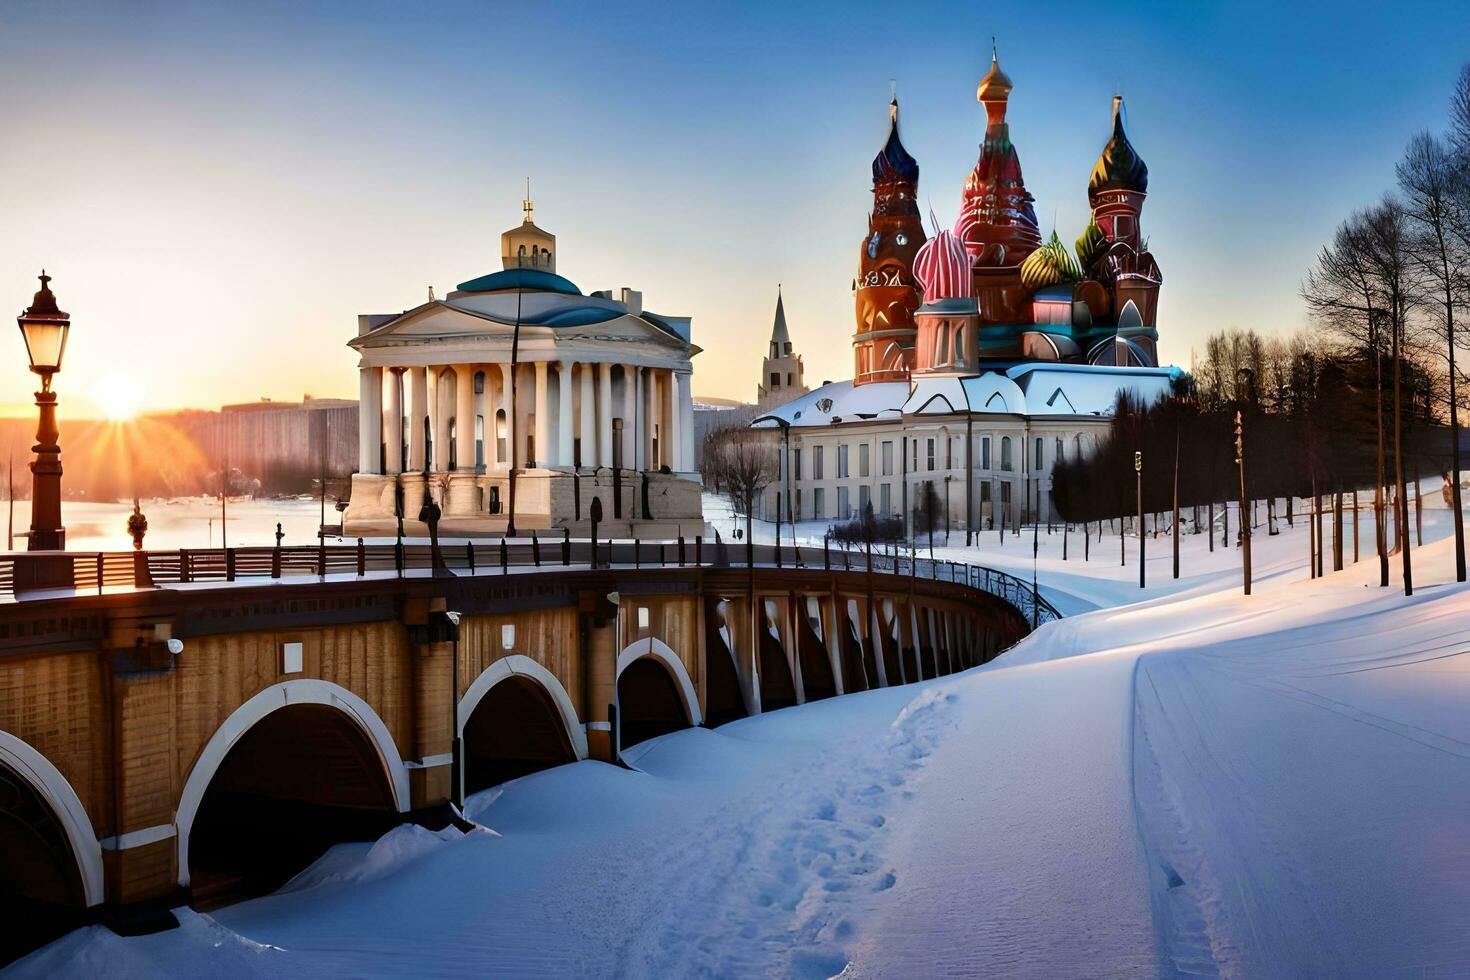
[756,50,1176,533]
[344,200,702,537]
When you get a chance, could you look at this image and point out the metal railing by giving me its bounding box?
[0,536,1060,627]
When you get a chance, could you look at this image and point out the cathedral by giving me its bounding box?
[756,48,1178,533]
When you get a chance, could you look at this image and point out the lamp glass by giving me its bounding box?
[20,319,68,373]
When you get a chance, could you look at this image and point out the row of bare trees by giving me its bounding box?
[1299,64,1470,592]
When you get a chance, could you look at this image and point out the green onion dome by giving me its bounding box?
[1075,220,1107,270]
[1088,96,1148,201]
[1020,231,1081,291]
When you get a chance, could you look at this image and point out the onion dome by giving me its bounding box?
[976,41,1012,103]
[1020,231,1081,291]
[914,229,973,304]
[872,97,920,186]
[1089,95,1149,201]
[1075,220,1107,270]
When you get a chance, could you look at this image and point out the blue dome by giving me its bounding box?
[456,268,581,295]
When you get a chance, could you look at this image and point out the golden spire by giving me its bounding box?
[976,37,1012,103]
[523,177,533,223]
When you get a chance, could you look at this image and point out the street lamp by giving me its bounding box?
[1135,450,1144,589]
[17,273,70,551]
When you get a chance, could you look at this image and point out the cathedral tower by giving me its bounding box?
[758,287,808,406]
[853,97,926,386]
[956,45,1041,326]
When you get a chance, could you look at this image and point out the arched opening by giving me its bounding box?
[758,628,798,712]
[0,761,88,964]
[495,409,508,465]
[617,658,690,749]
[795,605,836,702]
[703,599,749,727]
[462,676,576,795]
[839,615,868,693]
[186,704,399,908]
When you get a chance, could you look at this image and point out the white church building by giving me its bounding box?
[343,199,703,537]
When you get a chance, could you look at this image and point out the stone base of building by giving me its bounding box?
[343,469,705,539]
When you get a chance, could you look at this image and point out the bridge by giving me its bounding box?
[0,538,1056,962]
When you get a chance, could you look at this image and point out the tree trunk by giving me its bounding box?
[1392,313,1412,595]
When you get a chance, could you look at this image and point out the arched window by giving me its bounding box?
[473,371,485,395]
[1000,436,1012,471]
[954,325,966,367]
[496,409,508,464]
[1055,437,1064,464]
[1034,437,1044,470]
[448,418,457,470]
[935,328,948,366]
[517,244,527,265]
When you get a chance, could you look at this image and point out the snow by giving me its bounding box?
[11,489,1470,977]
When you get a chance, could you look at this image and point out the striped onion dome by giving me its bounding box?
[914,228,973,304]
[1020,231,1082,291]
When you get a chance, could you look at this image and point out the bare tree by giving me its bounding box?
[1398,130,1467,580]
[1303,210,1391,586]
[705,427,779,557]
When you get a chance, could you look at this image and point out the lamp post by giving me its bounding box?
[1135,450,1144,589]
[17,273,70,552]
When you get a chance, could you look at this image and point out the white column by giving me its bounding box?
[680,371,694,475]
[455,364,475,471]
[359,366,382,474]
[408,366,427,471]
[579,363,595,469]
[621,364,637,470]
[425,368,439,471]
[499,363,516,470]
[597,363,614,468]
[556,361,574,467]
[384,367,404,474]
[633,366,645,471]
[645,368,660,468]
[534,360,550,468]
[670,371,685,472]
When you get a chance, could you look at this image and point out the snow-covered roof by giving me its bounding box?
[752,380,908,429]
[752,363,1179,428]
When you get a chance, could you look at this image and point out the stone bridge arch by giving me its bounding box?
[616,637,701,749]
[458,655,586,795]
[174,679,411,895]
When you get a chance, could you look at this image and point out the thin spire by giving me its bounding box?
[991,36,997,62]
[523,177,534,222]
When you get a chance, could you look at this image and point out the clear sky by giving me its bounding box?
[0,0,1467,418]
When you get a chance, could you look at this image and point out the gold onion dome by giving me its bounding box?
[1089,95,1149,200]
[1020,231,1081,291]
[976,44,1012,102]
[1075,220,1107,269]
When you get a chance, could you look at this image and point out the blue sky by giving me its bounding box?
[0,0,1467,412]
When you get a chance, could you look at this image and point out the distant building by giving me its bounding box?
[343,197,702,537]
[756,288,807,407]
[215,396,358,490]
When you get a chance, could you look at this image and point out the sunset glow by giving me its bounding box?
[92,376,143,421]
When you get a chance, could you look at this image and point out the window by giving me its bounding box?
[475,414,485,469]
[793,448,802,481]
[770,372,781,390]
[795,488,802,518]
[448,417,457,470]
[838,444,849,479]
[911,439,917,472]
[982,436,991,470]
[837,486,850,520]
[881,440,893,476]
[955,325,966,367]
[495,410,507,464]
[1001,436,1012,471]
[859,443,870,478]
[814,445,825,480]
[859,484,871,514]
[786,372,793,386]
[880,482,891,515]
[1035,437,1044,470]
[473,371,486,395]
[1055,437,1064,465]
[926,438,935,472]
[813,487,826,519]
[946,437,953,470]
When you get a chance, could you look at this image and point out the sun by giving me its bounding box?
[93,375,144,422]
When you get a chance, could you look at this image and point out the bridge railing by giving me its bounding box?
[0,536,1060,627]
